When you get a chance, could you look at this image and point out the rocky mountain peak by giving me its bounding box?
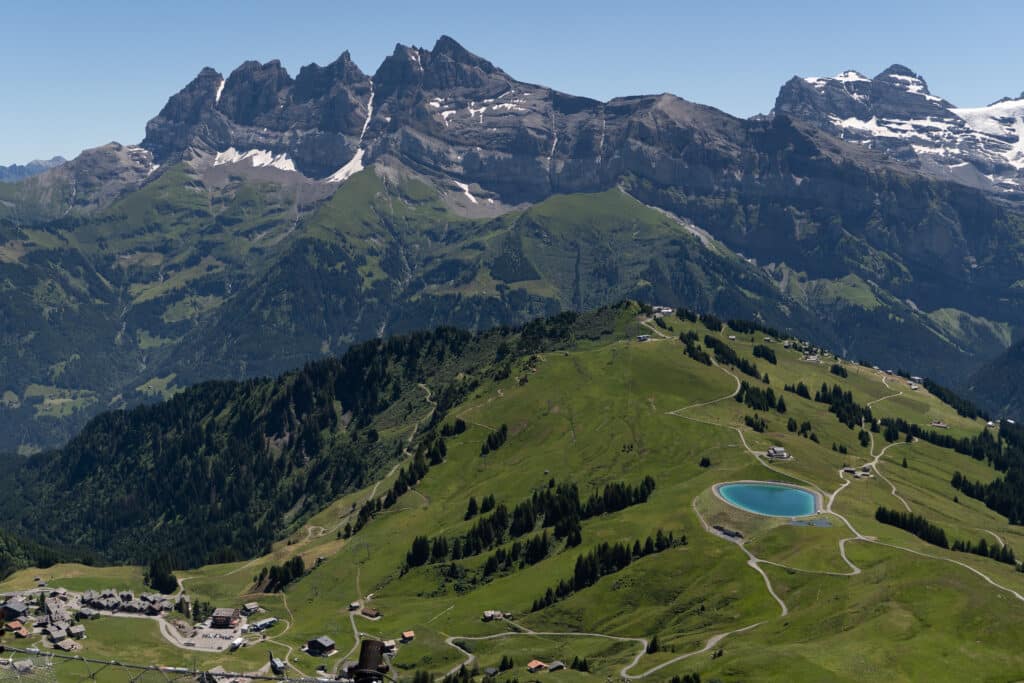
[373,37,505,95]
[875,64,932,95]
[774,63,1023,196]
[431,35,497,73]
[293,51,367,103]
[219,60,294,125]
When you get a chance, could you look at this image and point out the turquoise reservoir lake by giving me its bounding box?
[717,482,818,517]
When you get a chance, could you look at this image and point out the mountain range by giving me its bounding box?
[0,156,66,182]
[3,36,1024,452]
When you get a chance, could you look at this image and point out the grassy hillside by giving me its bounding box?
[1,163,1013,454]
[5,304,1024,681]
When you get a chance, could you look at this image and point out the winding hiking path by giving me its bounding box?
[669,353,1024,622]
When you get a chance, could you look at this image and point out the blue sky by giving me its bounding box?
[3,0,1023,165]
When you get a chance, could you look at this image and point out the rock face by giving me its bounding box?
[0,156,65,182]
[137,36,759,205]
[143,53,371,179]
[139,39,1024,209]
[4,35,1024,450]
[775,65,1024,196]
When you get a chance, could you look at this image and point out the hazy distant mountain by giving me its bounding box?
[0,156,66,182]
[1,36,1023,452]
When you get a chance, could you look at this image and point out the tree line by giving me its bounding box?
[951,537,1016,565]
[531,530,682,611]
[258,555,306,592]
[784,382,812,399]
[815,383,873,429]
[408,477,656,568]
[481,424,509,456]
[679,331,712,366]
[736,381,786,413]
[875,506,949,548]
[727,318,783,339]
[703,335,760,379]
[923,378,988,420]
[753,344,777,365]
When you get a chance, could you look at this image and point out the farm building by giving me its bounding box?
[211,607,241,629]
[307,636,336,656]
[1,599,28,621]
[361,607,381,619]
[401,630,415,642]
[766,446,790,460]
[250,617,278,632]
[55,638,77,652]
[527,660,547,673]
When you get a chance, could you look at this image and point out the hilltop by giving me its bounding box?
[3,303,1024,681]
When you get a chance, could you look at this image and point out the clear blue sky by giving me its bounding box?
[3,0,1023,165]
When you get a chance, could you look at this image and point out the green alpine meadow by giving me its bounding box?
[4,16,1024,682]
[3,304,1024,681]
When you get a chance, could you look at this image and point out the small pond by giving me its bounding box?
[716,482,819,517]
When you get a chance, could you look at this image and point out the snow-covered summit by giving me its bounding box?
[775,66,1023,194]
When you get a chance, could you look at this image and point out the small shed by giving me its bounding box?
[401,630,415,642]
[55,638,77,652]
[307,635,336,656]
[548,661,566,671]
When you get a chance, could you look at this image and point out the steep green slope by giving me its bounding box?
[1,162,1016,456]
[0,306,626,567]
[0,167,821,453]
[4,304,1024,681]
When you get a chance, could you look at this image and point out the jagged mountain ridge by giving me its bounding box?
[3,36,1024,453]
[775,64,1024,196]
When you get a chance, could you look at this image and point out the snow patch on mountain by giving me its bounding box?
[215,79,225,104]
[779,67,1024,192]
[325,80,374,183]
[950,99,1024,171]
[835,70,871,84]
[214,147,296,172]
[454,181,478,204]
[325,149,365,183]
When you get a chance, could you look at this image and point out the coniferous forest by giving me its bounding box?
[0,306,625,572]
